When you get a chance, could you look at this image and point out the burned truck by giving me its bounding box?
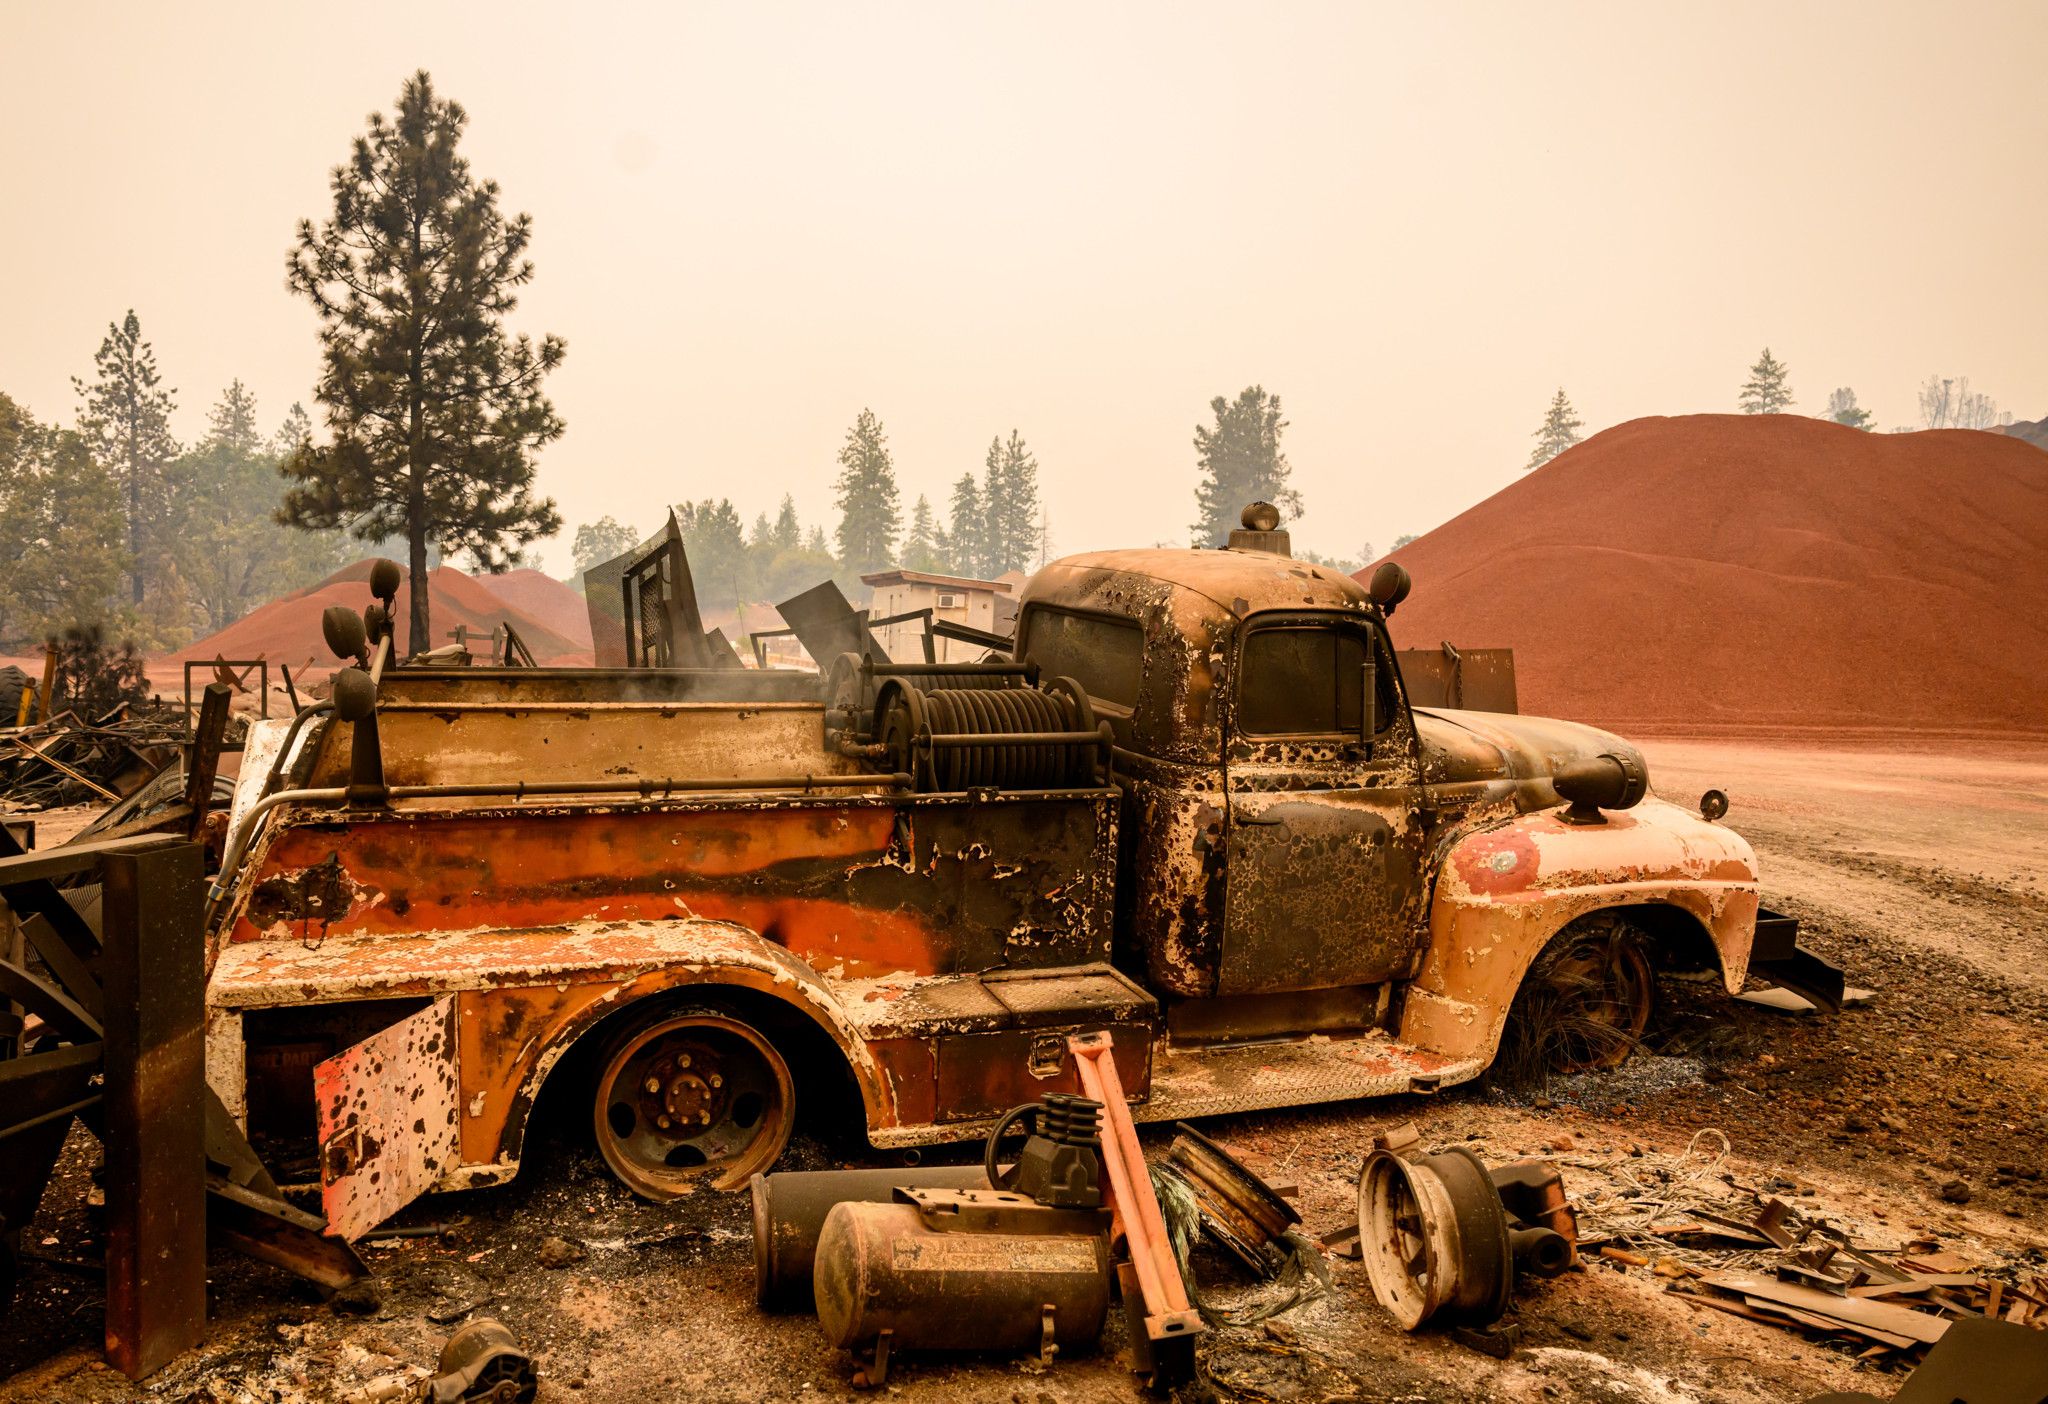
[203,511,1774,1237]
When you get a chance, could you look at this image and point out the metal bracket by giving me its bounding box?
[851,1328,893,1389]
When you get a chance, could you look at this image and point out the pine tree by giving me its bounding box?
[772,495,802,554]
[981,430,1041,575]
[1739,348,1794,415]
[73,310,179,607]
[948,473,986,578]
[272,403,314,459]
[1034,506,1055,569]
[1191,386,1300,545]
[831,409,901,577]
[1824,387,1873,430]
[1527,388,1584,470]
[903,495,941,572]
[280,70,566,654]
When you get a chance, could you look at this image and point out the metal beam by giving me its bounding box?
[99,842,206,1378]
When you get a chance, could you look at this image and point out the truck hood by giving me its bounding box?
[1413,707,1644,794]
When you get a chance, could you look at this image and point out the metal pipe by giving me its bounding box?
[256,702,334,804]
[367,633,392,687]
[383,774,908,800]
[208,787,351,910]
[919,730,1106,748]
[863,661,1032,677]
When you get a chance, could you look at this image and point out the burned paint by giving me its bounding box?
[1399,796,1760,1061]
[313,998,459,1240]
[205,536,1770,1220]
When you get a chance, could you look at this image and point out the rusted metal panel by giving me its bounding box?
[315,997,459,1240]
[307,702,861,794]
[225,791,1117,983]
[1396,647,1518,713]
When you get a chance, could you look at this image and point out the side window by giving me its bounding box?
[1237,623,1397,738]
[1019,607,1144,708]
[1238,627,1364,736]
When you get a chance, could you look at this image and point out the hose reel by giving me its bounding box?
[875,676,1107,791]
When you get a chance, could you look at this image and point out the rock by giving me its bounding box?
[1937,1180,1972,1205]
[538,1235,588,1269]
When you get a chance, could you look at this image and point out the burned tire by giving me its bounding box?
[1498,913,1655,1081]
[592,1006,795,1199]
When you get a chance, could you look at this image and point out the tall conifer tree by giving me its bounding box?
[1739,348,1794,414]
[281,70,565,654]
[1191,386,1298,545]
[73,310,179,606]
[831,409,900,577]
[1526,389,1584,470]
[948,473,986,578]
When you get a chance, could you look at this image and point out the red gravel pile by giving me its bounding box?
[171,560,589,669]
[478,568,594,649]
[1364,414,2048,739]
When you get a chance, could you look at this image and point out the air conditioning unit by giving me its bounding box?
[936,593,960,608]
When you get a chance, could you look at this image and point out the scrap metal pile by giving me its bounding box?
[1,702,189,810]
[1566,1131,2048,1370]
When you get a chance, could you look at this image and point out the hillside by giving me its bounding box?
[1364,415,2048,738]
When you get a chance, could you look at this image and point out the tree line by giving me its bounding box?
[0,313,349,653]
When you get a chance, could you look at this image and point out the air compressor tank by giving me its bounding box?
[751,1164,991,1310]
[812,1186,1111,1378]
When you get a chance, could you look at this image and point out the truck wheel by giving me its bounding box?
[1500,914,1654,1077]
[592,1007,794,1198]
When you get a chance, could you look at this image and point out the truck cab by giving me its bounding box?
[203,511,1763,1236]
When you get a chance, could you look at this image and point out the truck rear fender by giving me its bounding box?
[1399,797,1760,1063]
[455,925,893,1184]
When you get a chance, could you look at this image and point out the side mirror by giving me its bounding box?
[1368,563,1412,616]
[322,606,369,665]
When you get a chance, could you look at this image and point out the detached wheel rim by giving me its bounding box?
[594,1011,793,1197]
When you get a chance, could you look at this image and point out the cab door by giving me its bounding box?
[1217,615,1427,995]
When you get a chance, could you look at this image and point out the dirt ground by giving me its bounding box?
[3,737,2045,1403]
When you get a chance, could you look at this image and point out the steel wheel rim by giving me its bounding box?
[1541,934,1654,1071]
[593,1012,793,1197]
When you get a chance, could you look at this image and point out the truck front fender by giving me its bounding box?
[1399,797,1760,1062]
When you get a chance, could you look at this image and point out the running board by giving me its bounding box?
[870,1031,1485,1148]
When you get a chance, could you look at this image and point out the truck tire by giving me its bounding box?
[1498,912,1655,1079]
[592,1004,795,1199]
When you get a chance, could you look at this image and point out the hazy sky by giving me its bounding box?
[4,2,2043,575]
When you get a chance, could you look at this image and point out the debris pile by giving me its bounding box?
[1370,414,2048,737]
[1567,1130,2046,1367]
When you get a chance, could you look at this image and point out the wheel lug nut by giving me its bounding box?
[657,1115,671,1129]
[678,1054,691,1068]
[644,1077,660,1094]
[700,1111,711,1125]
[709,1074,723,1088]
